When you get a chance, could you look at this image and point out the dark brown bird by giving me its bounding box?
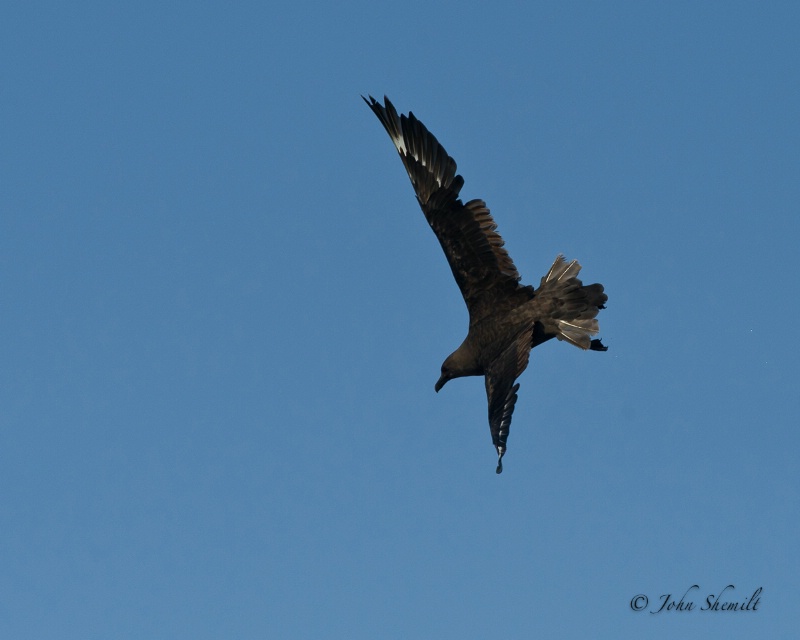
[364,95,608,473]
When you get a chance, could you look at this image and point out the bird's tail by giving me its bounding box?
[536,255,608,351]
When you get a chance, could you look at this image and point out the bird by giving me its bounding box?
[363,95,608,474]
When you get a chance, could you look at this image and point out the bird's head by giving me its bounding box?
[435,345,479,392]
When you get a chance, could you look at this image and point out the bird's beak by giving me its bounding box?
[434,375,448,393]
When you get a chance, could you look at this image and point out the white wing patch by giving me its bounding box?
[389,131,407,156]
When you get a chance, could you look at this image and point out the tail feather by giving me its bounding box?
[536,255,608,350]
[556,318,600,350]
[542,255,581,283]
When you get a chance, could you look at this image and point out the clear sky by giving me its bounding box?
[2,1,798,638]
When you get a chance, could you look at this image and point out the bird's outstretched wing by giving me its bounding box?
[484,327,533,473]
[364,95,533,325]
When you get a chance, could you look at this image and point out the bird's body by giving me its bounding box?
[364,95,607,473]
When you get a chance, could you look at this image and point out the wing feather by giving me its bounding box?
[484,327,533,473]
[364,95,533,323]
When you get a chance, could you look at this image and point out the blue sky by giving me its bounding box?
[2,1,798,638]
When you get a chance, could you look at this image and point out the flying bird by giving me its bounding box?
[364,95,608,473]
